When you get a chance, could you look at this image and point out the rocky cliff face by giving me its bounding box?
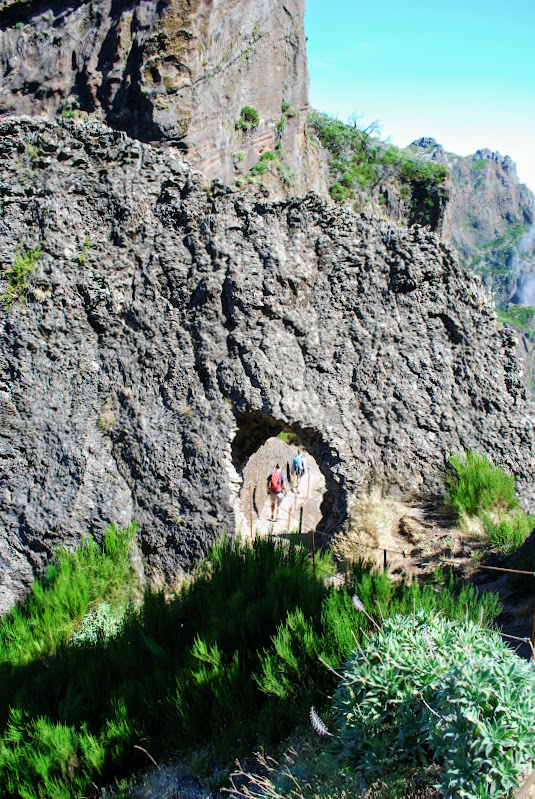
[1,117,534,612]
[0,0,322,196]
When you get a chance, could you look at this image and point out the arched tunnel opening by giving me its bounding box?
[228,411,347,540]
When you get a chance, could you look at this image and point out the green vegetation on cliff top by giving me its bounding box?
[309,111,448,224]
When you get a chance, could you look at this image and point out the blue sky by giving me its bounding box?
[304,0,535,193]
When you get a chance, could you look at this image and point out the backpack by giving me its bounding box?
[269,471,282,493]
[293,455,301,472]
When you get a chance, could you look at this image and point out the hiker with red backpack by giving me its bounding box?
[267,463,287,521]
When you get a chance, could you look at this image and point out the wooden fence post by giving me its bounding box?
[250,483,254,538]
[312,526,316,579]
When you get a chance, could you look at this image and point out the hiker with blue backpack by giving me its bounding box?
[292,449,306,492]
[267,463,287,521]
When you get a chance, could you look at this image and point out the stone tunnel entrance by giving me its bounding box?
[227,411,347,540]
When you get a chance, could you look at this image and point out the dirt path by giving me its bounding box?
[251,458,325,537]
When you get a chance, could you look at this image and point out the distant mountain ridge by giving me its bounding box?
[309,115,535,304]
[408,137,535,304]
[408,137,535,394]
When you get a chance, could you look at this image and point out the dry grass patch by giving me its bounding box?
[458,510,486,539]
[333,487,407,566]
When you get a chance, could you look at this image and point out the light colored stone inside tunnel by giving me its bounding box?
[235,437,325,537]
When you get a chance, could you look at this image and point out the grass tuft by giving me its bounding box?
[482,510,535,557]
[1,243,43,308]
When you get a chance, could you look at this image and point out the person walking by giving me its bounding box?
[267,463,287,520]
[292,449,306,492]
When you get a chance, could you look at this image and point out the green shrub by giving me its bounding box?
[249,150,277,176]
[482,510,534,556]
[445,452,534,558]
[0,531,499,798]
[248,161,268,176]
[0,522,138,668]
[1,243,43,308]
[235,106,259,131]
[329,181,352,202]
[445,451,519,518]
[332,610,535,799]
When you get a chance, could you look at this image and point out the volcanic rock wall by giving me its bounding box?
[1,117,534,611]
[0,0,322,195]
